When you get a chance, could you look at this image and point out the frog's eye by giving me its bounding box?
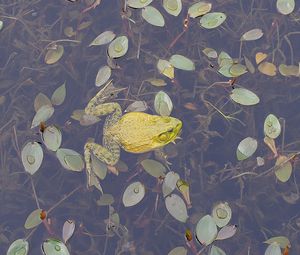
[159,133,169,142]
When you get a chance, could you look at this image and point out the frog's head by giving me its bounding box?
[114,112,182,153]
[152,115,182,148]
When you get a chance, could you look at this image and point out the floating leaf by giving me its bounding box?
[212,202,232,227]
[199,12,226,29]
[165,194,188,223]
[125,100,148,112]
[264,242,281,255]
[45,45,64,64]
[0,20,3,31]
[169,54,195,71]
[31,104,54,128]
[162,171,180,197]
[236,137,258,161]
[188,2,212,18]
[95,65,111,87]
[168,246,187,255]
[264,236,291,248]
[258,61,277,76]
[41,125,62,151]
[176,179,192,208]
[122,181,145,207]
[141,159,166,178]
[34,93,52,112]
[264,136,278,157]
[218,51,232,67]
[108,36,128,58]
[24,209,44,229]
[142,6,165,27]
[255,52,268,64]
[195,215,218,245]
[279,64,299,77]
[218,64,235,78]
[51,82,66,105]
[230,88,260,106]
[62,220,75,243]
[274,155,292,182]
[210,245,226,255]
[229,63,247,77]
[203,48,218,58]
[21,142,43,175]
[244,56,255,74]
[216,225,237,240]
[276,0,295,15]
[56,148,84,172]
[163,0,182,16]
[264,114,281,139]
[157,59,175,79]
[127,0,152,8]
[146,78,167,86]
[97,194,114,206]
[91,153,107,180]
[7,239,29,255]
[241,28,264,41]
[89,31,116,46]
[154,91,173,116]
[42,238,70,255]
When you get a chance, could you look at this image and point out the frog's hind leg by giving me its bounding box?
[84,138,120,176]
[85,98,122,120]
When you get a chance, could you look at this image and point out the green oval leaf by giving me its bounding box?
[142,6,165,27]
[7,239,29,255]
[200,12,226,29]
[21,141,43,175]
[127,0,153,8]
[141,159,166,178]
[24,209,43,229]
[276,0,295,15]
[31,104,54,129]
[165,194,188,222]
[56,148,84,172]
[42,238,70,255]
[45,45,64,65]
[108,36,128,58]
[274,155,293,182]
[89,31,116,46]
[169,54,195,71]
[51,82,66,106]
[42,125,62,152]
[188,2,212,18]
[195,215,218,245]
[236,137,258,161]
[154,91,173,116]
[163,0,182,16]
[230,88,260,106]
[264,114,281,139]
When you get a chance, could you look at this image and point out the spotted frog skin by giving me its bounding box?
[83,88,182,176]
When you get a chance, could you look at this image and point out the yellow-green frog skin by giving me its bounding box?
[83,91,182,175]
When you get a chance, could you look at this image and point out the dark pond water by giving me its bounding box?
[1,0,300,254]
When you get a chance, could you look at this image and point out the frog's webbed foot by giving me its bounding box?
[84,141,120,177]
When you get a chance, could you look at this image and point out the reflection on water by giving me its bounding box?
[1,0,300,254]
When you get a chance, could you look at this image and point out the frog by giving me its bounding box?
[83,86,182,178]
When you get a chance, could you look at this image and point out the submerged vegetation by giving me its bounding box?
[0,0,300,254]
